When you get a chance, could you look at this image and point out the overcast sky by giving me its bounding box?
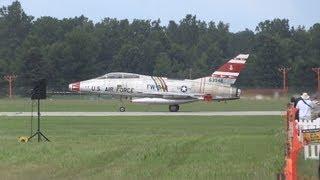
[1,0,319,32]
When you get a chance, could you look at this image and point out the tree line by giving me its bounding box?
[0,1,319,95]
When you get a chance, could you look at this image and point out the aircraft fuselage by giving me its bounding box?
[69,73,240,104]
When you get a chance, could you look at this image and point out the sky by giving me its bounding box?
[1,0,319,32]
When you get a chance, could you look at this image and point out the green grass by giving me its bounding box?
[0,116,284,179]
[0,96,289,112]
[297,151,320,179]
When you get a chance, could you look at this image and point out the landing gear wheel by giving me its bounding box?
[169,105,179,112]
[119,106,126,112]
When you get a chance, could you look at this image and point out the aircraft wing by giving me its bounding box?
[135,91,203,99]
[134,91,238,101]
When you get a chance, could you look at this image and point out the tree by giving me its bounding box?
[192,52,209,78]
[18,35,48,88]
[60,26,100,82]
[252,19,292,88]
[153,53,172,77]
[0,1,33,74]
[1,1,320,93]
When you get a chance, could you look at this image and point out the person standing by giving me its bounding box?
[294,95,302,107]
[296,92,315,121]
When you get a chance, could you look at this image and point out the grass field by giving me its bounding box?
[298,154,319,179]
[0,96,289,112]
[0,116,284,179]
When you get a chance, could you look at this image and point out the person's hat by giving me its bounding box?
[301,92,310,100]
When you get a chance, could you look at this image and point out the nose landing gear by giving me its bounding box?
[169,104,180,112]
[119,96,126,112]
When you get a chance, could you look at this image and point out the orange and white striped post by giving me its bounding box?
[283,107,303,180]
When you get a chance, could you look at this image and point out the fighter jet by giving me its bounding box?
[69,54,249,112]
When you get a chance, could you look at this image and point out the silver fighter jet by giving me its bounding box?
[69,54,249,112]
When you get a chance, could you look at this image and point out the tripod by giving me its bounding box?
[28,99,50,142]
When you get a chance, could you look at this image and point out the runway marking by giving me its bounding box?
[0,111,284,117]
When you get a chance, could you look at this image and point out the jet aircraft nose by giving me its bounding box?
[69,82,80,92]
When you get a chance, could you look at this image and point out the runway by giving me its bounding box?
[0,111,284,116]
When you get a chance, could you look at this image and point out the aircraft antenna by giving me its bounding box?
[278,67,291,94]
[3,74,17,98]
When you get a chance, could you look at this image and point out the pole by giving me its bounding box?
[38,99,40,142]
[312,68,320,92]
[9,80,12,97]
[28,98,50,142]
[278,67,291,93]
[3,75,17,98]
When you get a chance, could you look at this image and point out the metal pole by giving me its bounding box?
[28,98,50,142]
[283,70,286,92]
[9,78,12,98]
[312,68,320,92]
[278,67,291,93]
[38,99,40,142]
[3,75,17,98]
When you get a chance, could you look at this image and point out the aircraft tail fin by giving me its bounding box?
[211,54,249,85]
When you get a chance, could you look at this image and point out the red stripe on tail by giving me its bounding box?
[217,63,245,73]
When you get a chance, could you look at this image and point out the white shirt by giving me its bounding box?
[296,99,315,119]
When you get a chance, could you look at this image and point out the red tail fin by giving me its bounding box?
[211,54,249,84]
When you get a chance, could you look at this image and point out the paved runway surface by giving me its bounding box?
[0,111,284,116]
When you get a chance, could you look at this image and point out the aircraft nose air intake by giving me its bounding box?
[69,82,80,92]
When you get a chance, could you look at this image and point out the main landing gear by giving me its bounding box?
[119,106,126,112]
[119,96,126,112]
[169,104,180,112]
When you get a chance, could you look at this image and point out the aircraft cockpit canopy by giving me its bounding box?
[97,72,140,79]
